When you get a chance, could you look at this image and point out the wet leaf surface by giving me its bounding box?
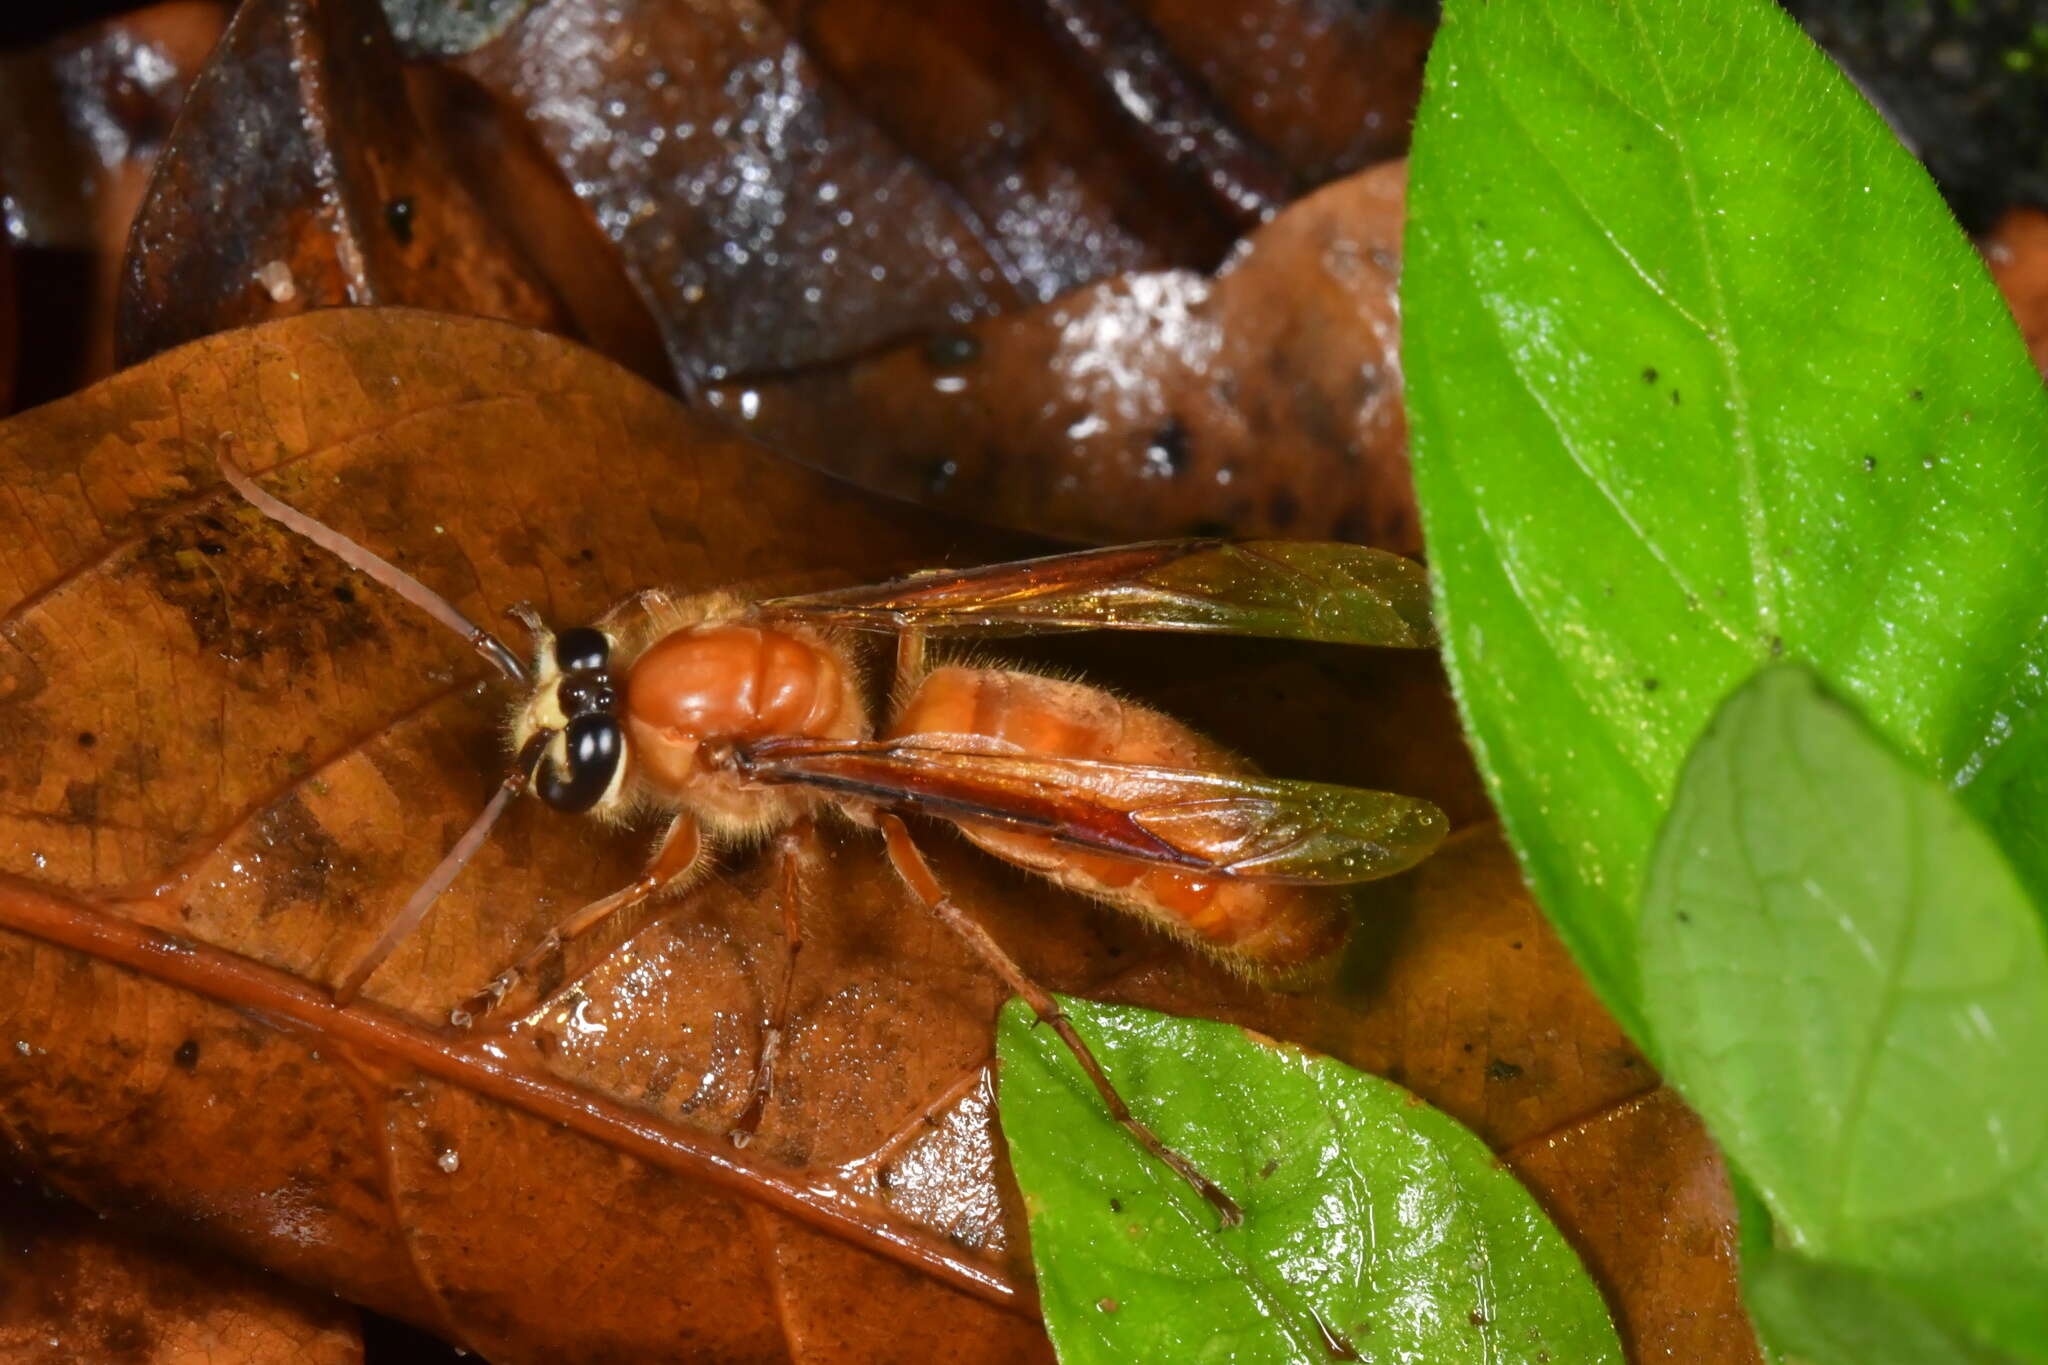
[0,309,1746,1358]
[379,0,537,58]
[1131,0,1432,187]
[0,1168,364,1365]
[114,0,570,372]
[765,0,1241,297]
[707,160,1417,548]
[0,1,225,405]
[457,0,1013,385]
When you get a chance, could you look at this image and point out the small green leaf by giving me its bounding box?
[1404,0,2048,1036]
[996,998,1621,1365]
[1642,666,2048,1358]
[1746,1252,2029,1365]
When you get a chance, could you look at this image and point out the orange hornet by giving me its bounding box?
[222,458,1447,1223]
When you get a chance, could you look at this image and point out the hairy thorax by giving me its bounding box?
[623,616,865,835]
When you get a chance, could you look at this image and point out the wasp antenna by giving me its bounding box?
[215,442,530,685]
[333,732,552,1006]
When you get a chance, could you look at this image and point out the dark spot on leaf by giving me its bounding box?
[385,196,416,246]
[196,540,224,556]
[923,331,981,368]
[1910,388,1925,401]
[62,780,98,824]
[333,583,356,604]
[1510,940,1523,950]
[1108,1197,1121,1213]
[1259,1158,1279,1180]
[1485,1059,1523,1083]
[1770,635,1786,657]
[1470,1310,1490,1327]
[1670,389,1682,405]
[75,731,95,748]
[1862,455,1878,471]
[100,1311,155,1358]
[1642,366,1658,383]
[876,1163,893,1190]
[1461,1041,1474,1053]
[1677,911,1693,925]
[173,1039,199,1069]
[1146,418,1189,477]
[1268,488,1300,528]
[1643,676,1660,691]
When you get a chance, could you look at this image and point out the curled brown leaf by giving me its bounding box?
[114,0,577,372]
[706,159,1417,547]
[1510,1088,1766,1364]
[458,0,1013,384]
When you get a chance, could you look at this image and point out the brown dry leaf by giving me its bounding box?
[0,1170,364,1365]
[0,308,1744,1358]
[1511,1089,1765,1364]
[114,0,582,374]
[1986,205,2048,376]
[0,1,225,405]
[705,158,1416,548]
[1134,0,1432,187]
[458,0,1014,385]
[764,0,1244,294]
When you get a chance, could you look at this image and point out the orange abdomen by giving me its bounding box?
[888,666,1349,978]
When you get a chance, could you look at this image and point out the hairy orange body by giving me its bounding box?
[889,665,1348,976]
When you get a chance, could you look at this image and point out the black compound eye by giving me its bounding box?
[553,626,610,676]
[535,714,623,814]
[557,673,617,717]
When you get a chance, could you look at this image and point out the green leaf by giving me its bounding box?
[1641,666,2048,1357]
[995,997,1621,1365]
[1403,0,2048,1036]
[1745,1252,2030,1365]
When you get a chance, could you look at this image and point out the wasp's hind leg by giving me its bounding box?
[877,814,1244,1226]
[454,812,704,1028]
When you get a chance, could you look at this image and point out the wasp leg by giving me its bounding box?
[730,818,816,1147]
[877,814,1244,1227]
[453,812,704,1029]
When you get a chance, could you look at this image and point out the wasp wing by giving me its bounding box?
[759,540,1434,648]
[735,737,1447,883]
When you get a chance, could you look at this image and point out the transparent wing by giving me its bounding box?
[734,737,1447,883]
[759,540,1434,647]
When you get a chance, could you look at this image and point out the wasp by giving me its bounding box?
[220,455,1447,1223]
